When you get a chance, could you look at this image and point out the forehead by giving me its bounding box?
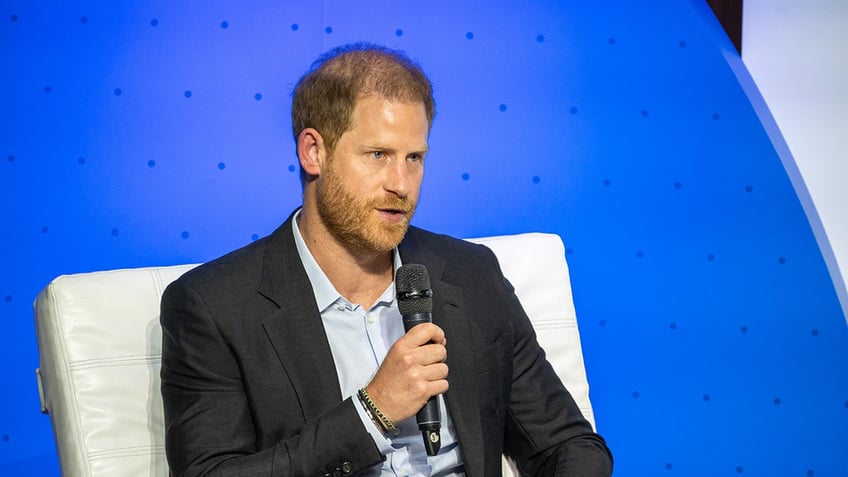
[346,95,429,138]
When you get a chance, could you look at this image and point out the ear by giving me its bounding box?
[297,128,325,177]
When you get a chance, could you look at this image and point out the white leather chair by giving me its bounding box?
[34,233,596,476]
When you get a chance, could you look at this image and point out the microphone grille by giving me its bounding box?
[396,264,433,315]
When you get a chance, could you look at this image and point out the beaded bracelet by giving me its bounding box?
[357,387,399,436]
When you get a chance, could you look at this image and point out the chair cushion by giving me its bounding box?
[35,264,196,476]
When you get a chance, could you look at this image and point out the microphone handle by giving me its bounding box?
[401,311,442,456]
[401,312,432,330]
[418,397,441,456]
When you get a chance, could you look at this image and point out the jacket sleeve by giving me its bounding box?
[496,272,614,477]
[159,279,384,477]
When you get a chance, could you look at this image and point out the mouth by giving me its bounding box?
[376,206,411,223]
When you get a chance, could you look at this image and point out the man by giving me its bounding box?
[160,42,612,476]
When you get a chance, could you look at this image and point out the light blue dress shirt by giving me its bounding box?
[292,213,465,476]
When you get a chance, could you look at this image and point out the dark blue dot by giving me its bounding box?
[41,226,49,234]
[291,23,299,31]
[1,434,8,442]
[608,37,616,45]
[532,176,541,184]
[707,253,715,262]
[8,154,15,162]
[703,394,711,402]
[679,40,687,48]
[740,325,748,333]
[745,185,753,192]
[599,319,606,327]
[461,172,470,181]
[736,466,744,473]
[4,296,11,303]
[147,160,156,168]
[181,231,189,239]
[669,322,677,330]
[632,391,640,399]
[773,397,781,405]
[10,14,18,22]
[811,329,819,337]
[636,250,644,258]
[77,157,85,165]
[287,164,296,172]
[80,16,88,24]
[220,20,229,29]
[712,112,721,120]
[674,181,682,189]
[778,257,786,264]
[150,18,158,27]
[111,228,119,237]
[665,463,673,470]
[324,26,333,34]
[395,29,403,37]
[536,34,545,42]
[44,85,52,93]
[565,247,574,256]
[465,32,474,39]
[113,88,122,96]
[498,104,507,112]
[603,178,611,187]
[184,90,192,98]
[843,400,847,408]
[217,162,226,170]
[569,106,578,114]
[254,93,262,100]
[251,233,259,241]
[807,470,815,477]
[640,109,649,118]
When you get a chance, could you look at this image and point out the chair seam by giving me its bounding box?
[47,280,93,477]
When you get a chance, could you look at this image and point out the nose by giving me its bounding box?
[384,157,411,198]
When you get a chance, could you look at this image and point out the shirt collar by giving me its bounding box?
[292,209,402,312]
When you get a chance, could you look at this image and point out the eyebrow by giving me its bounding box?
[361,144,429,155]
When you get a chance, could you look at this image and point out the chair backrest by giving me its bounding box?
[34,232,595,476]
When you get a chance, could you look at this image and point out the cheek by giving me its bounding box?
[410,171,424,197]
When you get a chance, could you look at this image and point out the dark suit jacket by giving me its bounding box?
[160,214,612,477]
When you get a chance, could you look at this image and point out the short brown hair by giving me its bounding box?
[291,43,436,160]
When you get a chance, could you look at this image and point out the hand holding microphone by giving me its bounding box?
[363,264,445,456]
[396,264,442,456]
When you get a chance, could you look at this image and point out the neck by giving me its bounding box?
[297,207,394,308]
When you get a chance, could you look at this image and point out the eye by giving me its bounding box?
[372,151,384,159]
[408,153,423,163]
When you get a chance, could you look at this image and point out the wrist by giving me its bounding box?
[357,387,399,436]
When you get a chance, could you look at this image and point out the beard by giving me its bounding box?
[316,161,417,253]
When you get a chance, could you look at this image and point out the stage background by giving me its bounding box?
[2,0,846,475]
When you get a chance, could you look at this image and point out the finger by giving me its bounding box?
[416,343,447,365]
[419,362,449,381]
[404,322,445,346]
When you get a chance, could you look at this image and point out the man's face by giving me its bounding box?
[316,95,429,252]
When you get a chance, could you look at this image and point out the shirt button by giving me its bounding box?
[337,304,345,311]
[366,312,374,324]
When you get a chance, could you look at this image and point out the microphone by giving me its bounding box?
[396,263,441,457]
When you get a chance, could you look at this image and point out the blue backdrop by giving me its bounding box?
[2,0,847,475]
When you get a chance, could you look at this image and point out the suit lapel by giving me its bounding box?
[400,230,485,476]
[257,216,343,423]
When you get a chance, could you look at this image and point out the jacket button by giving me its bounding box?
[342,462,352,473]
[332,470,342,477]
